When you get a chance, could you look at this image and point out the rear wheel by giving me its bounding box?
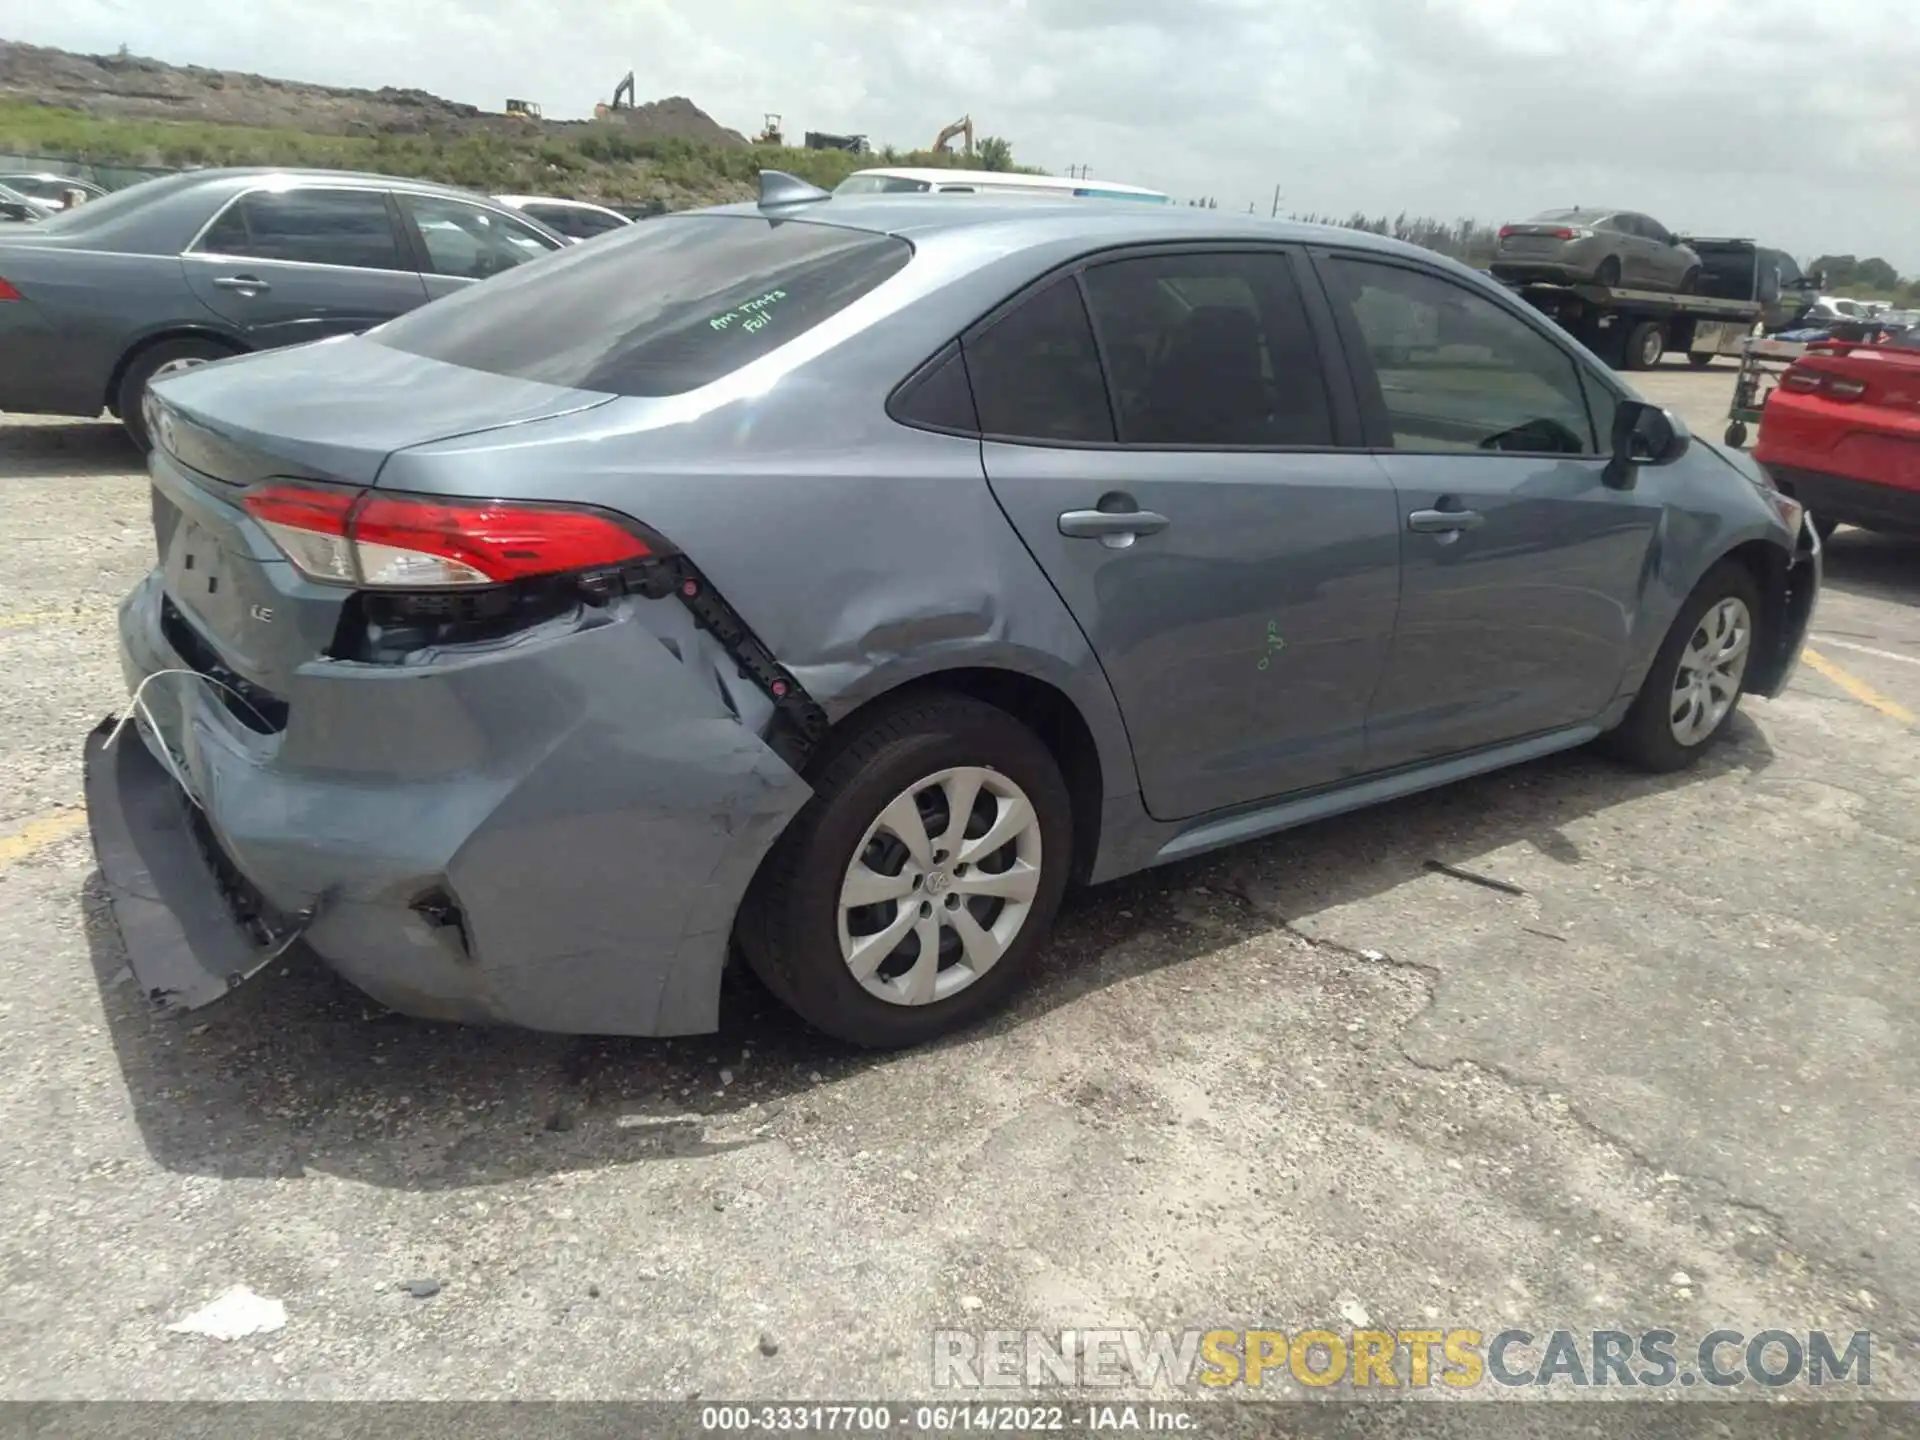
[1594,256,1623,288]
[1689,352,1716,369]
[1602,560,1762,773]
[1724,422,1749,447]
[1623,319,1665,370]
[116,336,241,451]
[1812,515,1839,542]
[738,692,1073,1048]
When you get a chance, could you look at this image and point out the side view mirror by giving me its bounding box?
[1605,400,1690,489]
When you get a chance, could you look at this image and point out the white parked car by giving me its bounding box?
[491,194,634,243]
[0,182,56,224]
[0,173,107,211]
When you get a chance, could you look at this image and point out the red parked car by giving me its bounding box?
[1754,336,1920,537]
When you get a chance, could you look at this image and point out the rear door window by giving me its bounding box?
[1079,250,1334,446]
[196,188,405,271]
[370,214,912,397]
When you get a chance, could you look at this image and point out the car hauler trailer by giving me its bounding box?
[1502,237,1817,372]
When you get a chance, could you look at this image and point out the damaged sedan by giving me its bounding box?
[86,175,1820,1048]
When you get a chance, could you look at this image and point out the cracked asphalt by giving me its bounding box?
[1,364,1916,1403]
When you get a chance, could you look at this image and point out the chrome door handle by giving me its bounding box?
[1058,509,1171,540]
[1408,508,1484,533]
[212,275,271,292]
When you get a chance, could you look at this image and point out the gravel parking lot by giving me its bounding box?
[2,362,1916,1402]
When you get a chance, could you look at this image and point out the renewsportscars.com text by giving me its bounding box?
[931,1327,1873,1391]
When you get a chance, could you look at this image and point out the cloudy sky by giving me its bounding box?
[7,0,1918,272]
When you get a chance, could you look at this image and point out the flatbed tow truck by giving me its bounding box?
[1504,279,1762,371]
[1501,236,1810,373]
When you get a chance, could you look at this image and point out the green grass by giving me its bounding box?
[0,100,1031,208]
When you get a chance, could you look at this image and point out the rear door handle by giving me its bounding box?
[212,275,271,292]
[1058,508,1170,541]
[1408,508,1484,533]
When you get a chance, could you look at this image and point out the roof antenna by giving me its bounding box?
[758,170,832,208]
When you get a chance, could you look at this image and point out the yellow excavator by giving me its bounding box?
[754,113,784,145]
[504,98,542,121]
[932,115,974,156]
[593,71,637,120]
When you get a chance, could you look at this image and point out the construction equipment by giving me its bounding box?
[932,115,974,156]
[754,114,784,146]
[805,131,870,154]
[593,71,636,119]
[504,98,542,120]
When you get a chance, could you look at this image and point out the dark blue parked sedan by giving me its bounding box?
[0,167,564,448]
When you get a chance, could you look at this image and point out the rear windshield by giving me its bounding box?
[370,214,911,396]
[25,171,209,236]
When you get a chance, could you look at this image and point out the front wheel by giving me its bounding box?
[1601,560,1763,773]
[737,692,1073,1048]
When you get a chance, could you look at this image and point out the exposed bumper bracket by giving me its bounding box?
[83,717,313,1016]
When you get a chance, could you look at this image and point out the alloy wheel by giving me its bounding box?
[836,766,1043,1007]
[151,356,211,381]
[1670,597,1752,746]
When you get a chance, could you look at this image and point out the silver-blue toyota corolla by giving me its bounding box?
[85,175,1820,1048]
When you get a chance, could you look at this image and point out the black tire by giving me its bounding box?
[1812,515,1839,542]
[1621,320,1665,370]
[1601,559,1764,773]
[1724,422,1749,447]
[1689,352,1716,369]
[1594,256,1623,288]
[1678,267,1701,295]
[737,692,1073,1048]
[116,336,241,451]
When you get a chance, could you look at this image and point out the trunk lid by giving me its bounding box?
[144,336,616,702]
[1499,223,1580,254]
[149,333,615,488]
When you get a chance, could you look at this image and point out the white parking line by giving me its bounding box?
[1812,636,1920,670]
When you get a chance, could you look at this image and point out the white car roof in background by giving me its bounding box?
[493,195,631,218]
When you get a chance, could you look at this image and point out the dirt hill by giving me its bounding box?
[0,38,745,146]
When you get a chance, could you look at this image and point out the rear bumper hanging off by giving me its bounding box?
[87,568,817,1036]
[82,718,310,1015]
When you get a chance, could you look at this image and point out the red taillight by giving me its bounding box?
[1498,225,1516,240]
[1781,370,1822,393]
[1826,377,1867,401]
[0,277,20,302]
[352,494,651,586]
[1551,227,1576,240]
[242,483,652,589]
